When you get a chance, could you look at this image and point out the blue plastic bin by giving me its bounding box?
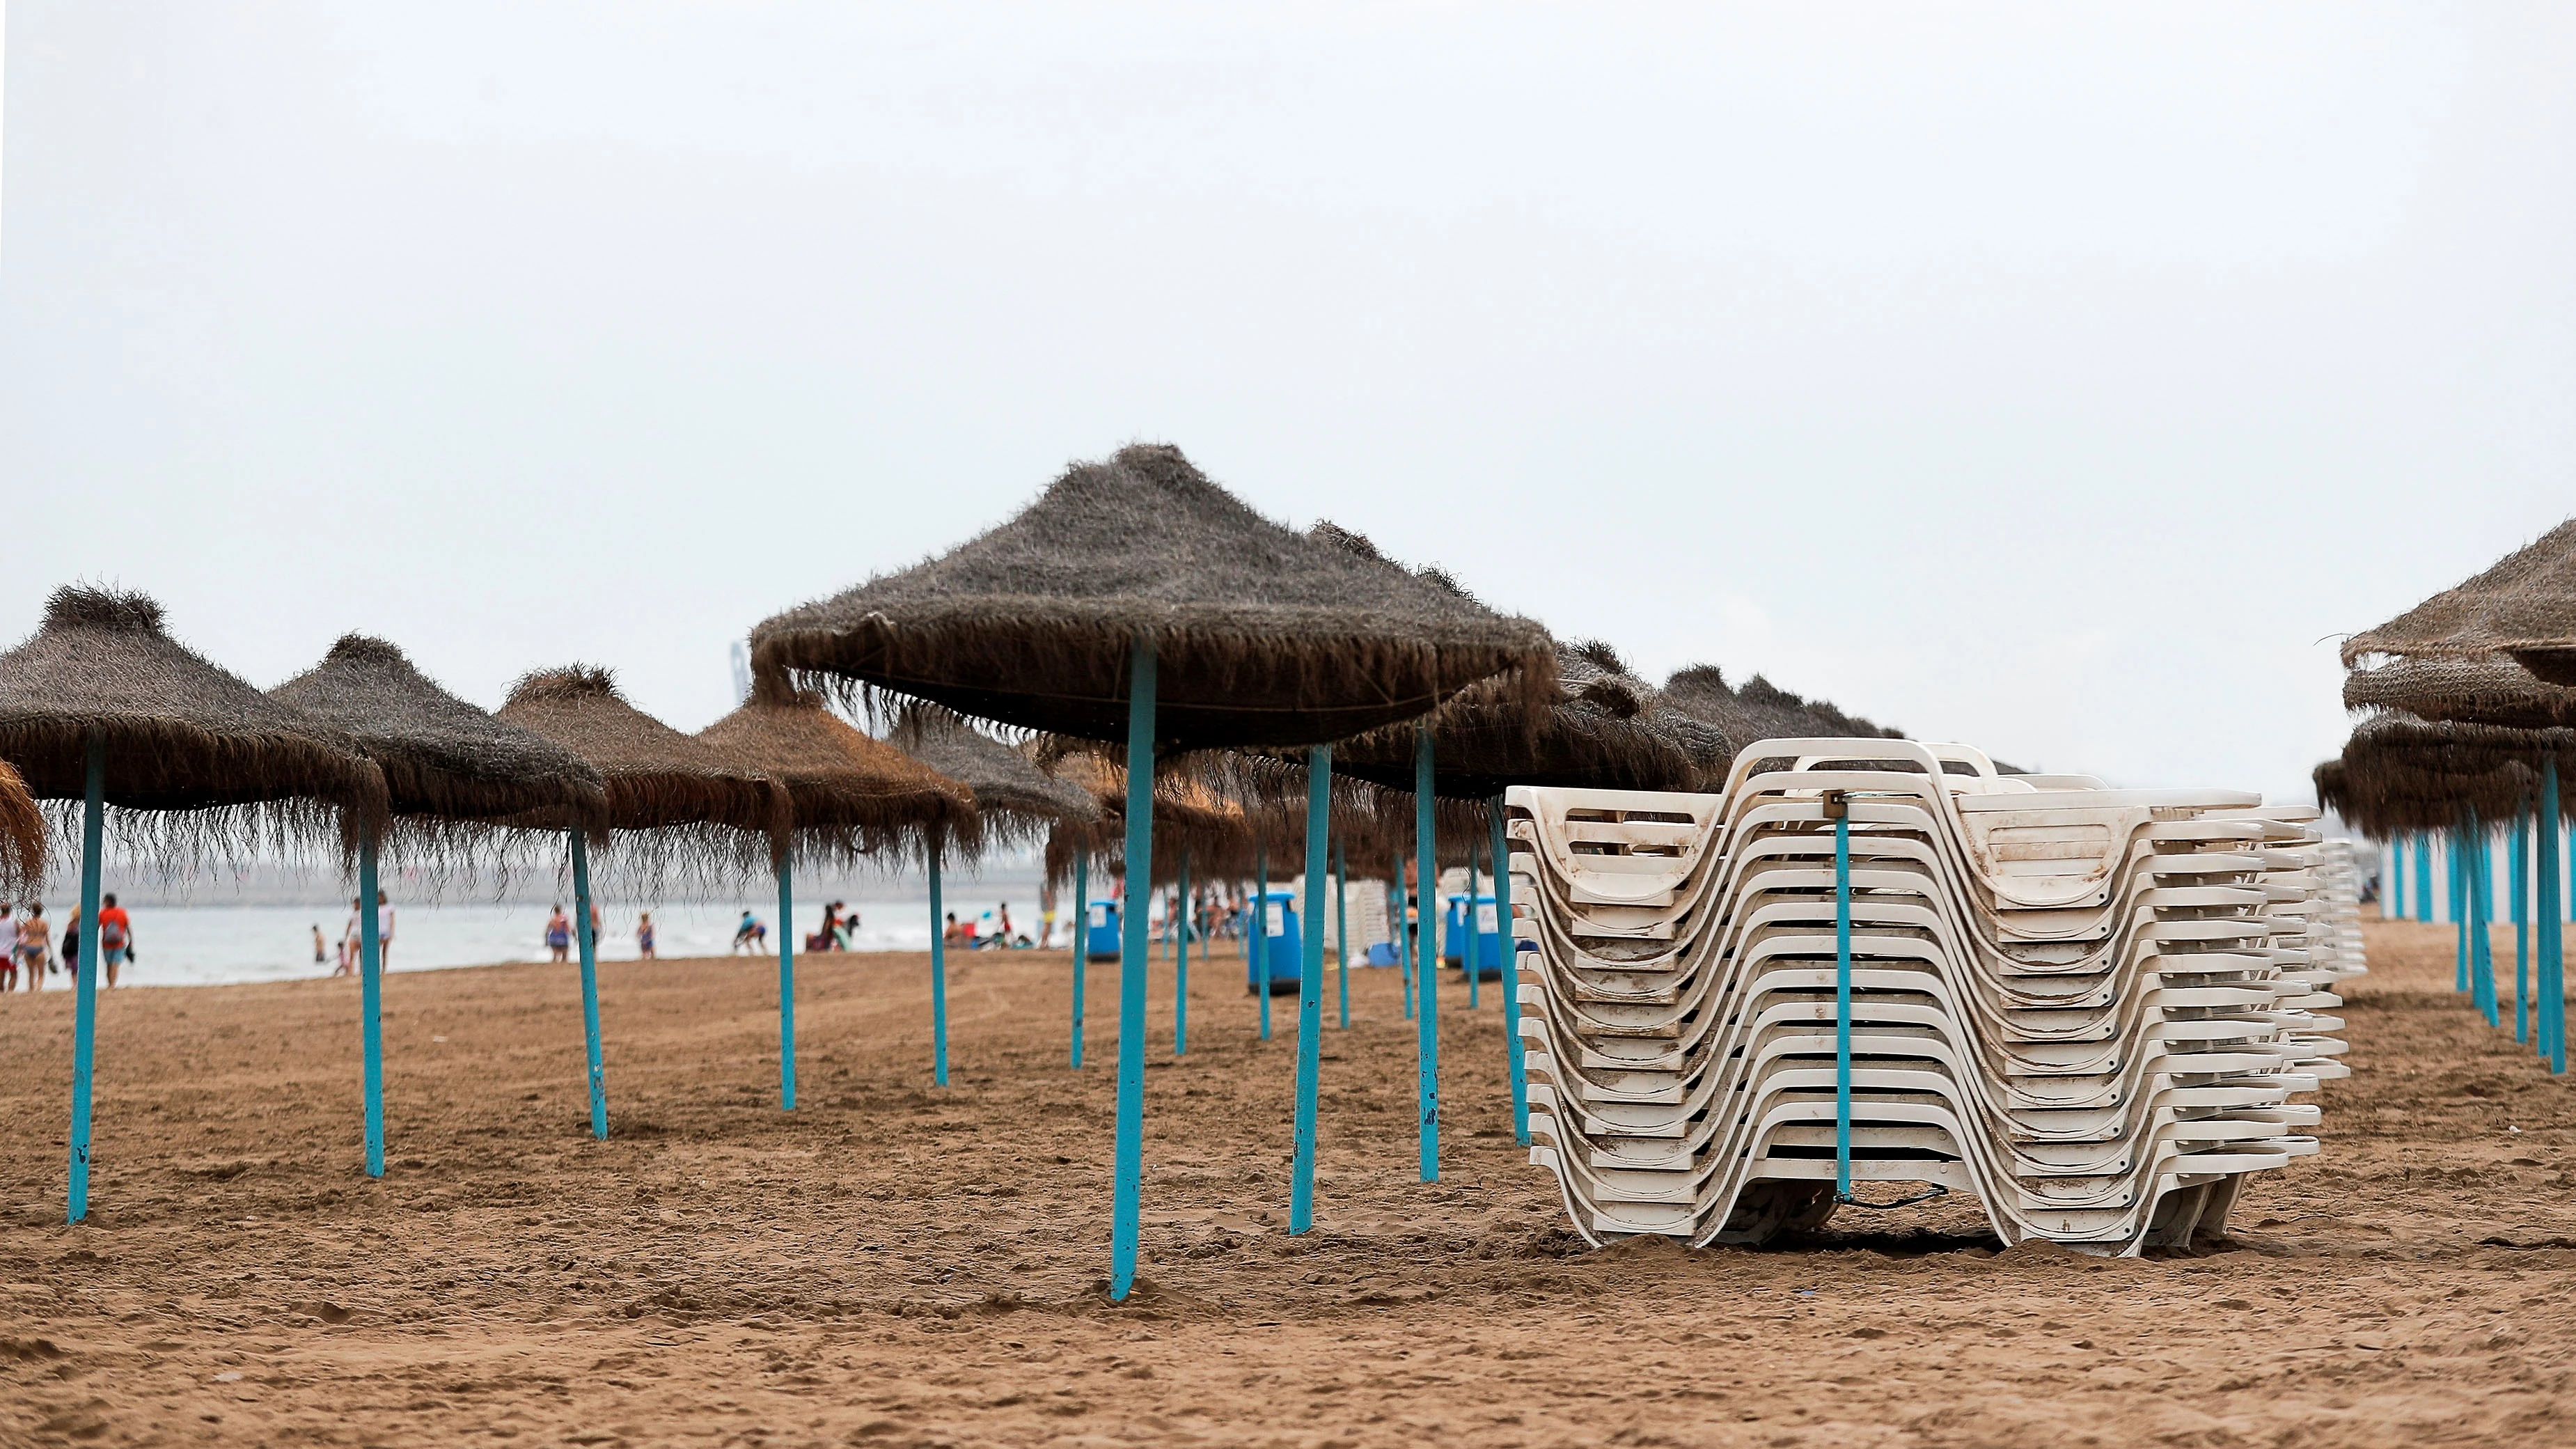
[1245,888,1302,996]
[1084,900,1121,961]
[1443,892,1504,978]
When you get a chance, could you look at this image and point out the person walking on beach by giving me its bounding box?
[636,911,657,959]
[15,904,49,992]
[95,894,133,987]
[375,890,395,969]
[311,923,327,965]
[545,904,574,964]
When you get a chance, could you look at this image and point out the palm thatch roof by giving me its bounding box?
[696,684,979,865]
[2314,715,2576,837]
[2342,652,2576,730]
[0,760,44,899]
[1658,664,1905,765]
[0,588,386,858]
[1328,636,1711,799]
[497,667,784,870]
[1041,749,1263,884]
[2345,517,2576,685]
[888,703,1100,844]
[270,636,611,838]
[1284,524,1708,798]
[749,444,1555,749]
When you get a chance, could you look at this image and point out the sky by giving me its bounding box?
[1,2,2570,806]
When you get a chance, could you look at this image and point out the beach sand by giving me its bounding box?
[1,917,2570,1447]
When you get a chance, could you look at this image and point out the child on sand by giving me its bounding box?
[312,923,327,964]
[637,911,657,959]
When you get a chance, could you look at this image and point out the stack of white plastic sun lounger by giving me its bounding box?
[1507,739,2346,1257]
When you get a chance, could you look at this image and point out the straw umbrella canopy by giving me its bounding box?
[269,634,614,1180]
[889,703,1099,847]
[1326,637,1711,800]
[0,759,44,900]
[269,634,611,849]
[2343,652,2576,731]
[0,586,386,843]
[496,666,785,872]
[749,443,1555,748]
[2345,517,2576,685]
[2315,715,2575,834]
[697,683,979,866]
[1042,748,1253,882]
[1658,664,1904,768]
[0,585,386,1225]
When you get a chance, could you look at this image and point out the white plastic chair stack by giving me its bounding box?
[1507,739,2345,1257]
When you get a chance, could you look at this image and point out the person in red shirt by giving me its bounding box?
[94,893,134,987]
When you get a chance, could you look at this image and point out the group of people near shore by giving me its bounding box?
[322,891,396,976]
[1,895,134,992]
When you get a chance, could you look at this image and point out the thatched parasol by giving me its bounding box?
[2345,517,2576,686]
[0,759,42,900]
[0,587,386,835]
[1044,748,1252,881]
[2314,716,2574,837]
[750,445,1553,1298]
[270,633,611,1180]
[0,586,388,1226]
[1658,663,1904,767]
[890,703,1099,845]
[698,683,977,866]
[1328,637,1711,799]
[750,443,1555,748]
[2343,652,2576,731]
[272,635,610,840]
[700,684,982,1099]
[497,666,783,856]
[499,666,790,1136]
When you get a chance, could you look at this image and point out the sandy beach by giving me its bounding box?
[0,916,2570,1447]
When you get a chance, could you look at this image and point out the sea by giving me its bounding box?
[6,868,1059,989]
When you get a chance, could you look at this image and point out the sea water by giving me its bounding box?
[4,887,1067,989]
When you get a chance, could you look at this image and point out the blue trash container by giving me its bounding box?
[1245,888,1302,996]
[1445,892,1503,978]
[1084,900,1121,961]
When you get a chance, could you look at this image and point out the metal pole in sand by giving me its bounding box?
[929,843,949,1087]
[1290,744,1331,1234]
[65,732,105,1222]
[777,854,797,1109]
[1109,636,1157,1301]
[1071,847,1088,1070]
[2515,806,2531,1044]
[1256,840,1271,1041]
[1833,799,1853,1203]
[1175,849,1191,1056]
[2540,762,2565,1072]
[1414,723,1440,1182]
[1493,794,1527,1145]
[571,829,607,1140]
[361,827,386,1174]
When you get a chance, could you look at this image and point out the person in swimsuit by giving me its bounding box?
[636,911,657,959]
[17,904,53,990]
[544,904,573,963]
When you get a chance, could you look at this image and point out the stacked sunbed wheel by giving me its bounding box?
[1507,739,2350,1256]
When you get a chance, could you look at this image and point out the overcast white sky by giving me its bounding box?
[3,2,2570,804]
